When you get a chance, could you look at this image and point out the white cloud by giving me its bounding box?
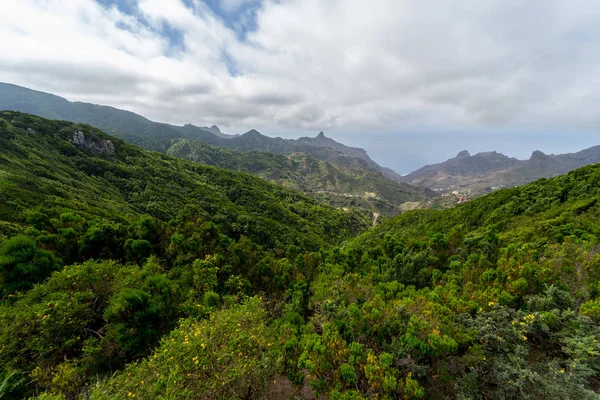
[0,0,599,169]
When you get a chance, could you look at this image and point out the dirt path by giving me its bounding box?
[372,212,380,226]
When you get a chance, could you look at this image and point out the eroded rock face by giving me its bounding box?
[69,131,115,155]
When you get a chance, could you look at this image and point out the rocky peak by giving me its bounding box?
[317,131,325,138]
[457,150,471,158]
[530,150,548,161]
[69,131,115,155]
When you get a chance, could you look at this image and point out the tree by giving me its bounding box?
[0,236,61,296]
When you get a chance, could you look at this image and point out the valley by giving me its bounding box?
[0,111,599,399]
[1,3,598,398]
[0,83,434,217]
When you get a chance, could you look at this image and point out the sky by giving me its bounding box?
[0,0,599,173]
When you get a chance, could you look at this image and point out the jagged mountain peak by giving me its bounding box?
[530,150,549,160]
[457,150,471,157]
[198,124,223,136]
[401,145,600,195]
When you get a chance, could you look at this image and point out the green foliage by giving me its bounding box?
[1,112,600,399]
[90,297,279,399]
[167,138,431,216]
[104,273,178,358]
[580,299,600,321]
[0,235,61,296]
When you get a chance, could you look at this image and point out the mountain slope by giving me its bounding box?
[0,82,402,181]
[166,138,434,216]
[93,162,600,400]
[0,82,428,215]
[282,162,600,399]
[0,111,370,398]
[401,147,600,194]
[1,112,600,399]
[0,82,230,146]
[0,111,370,248]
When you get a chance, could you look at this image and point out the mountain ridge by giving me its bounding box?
[1,111,599,399]
[0,82,427,215]
[401,146,600,194]
[165,138,435,216]
[0,82,401,181]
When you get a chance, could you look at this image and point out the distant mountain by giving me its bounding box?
[0,82,401,180]
[0,82,231,146]
[0,82,428,215]
[401,147,600,194]
[199,124,235,139]
[166,138,435,216]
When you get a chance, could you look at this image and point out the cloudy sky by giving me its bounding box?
[1,0,599,172]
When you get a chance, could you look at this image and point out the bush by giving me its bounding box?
[91,297,280,399]
[0,236,61,295]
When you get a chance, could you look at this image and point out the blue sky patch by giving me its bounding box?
[96,0,186,54]
[96,0,261,42]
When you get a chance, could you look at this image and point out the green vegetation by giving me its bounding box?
[0,83,424,215]
[166,138,430,216]
[0,112,599,399]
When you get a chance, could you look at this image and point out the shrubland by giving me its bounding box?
[0,112,598,399]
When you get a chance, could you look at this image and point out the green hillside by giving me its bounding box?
[0,83,432,216]
[166,138,432,216]
[0,83,400,180]
[0,112,599,399]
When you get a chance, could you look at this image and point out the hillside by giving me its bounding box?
[1,111,599,399]
[166,138,433,216]
[0,111,371,247]
[0,82,402,181]
[401,147,600,194]
[0,82,425,216]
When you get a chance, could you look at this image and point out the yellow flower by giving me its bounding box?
[488,301,495,307]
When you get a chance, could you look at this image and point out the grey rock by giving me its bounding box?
[69,131,115,155]
[72,131,85,146]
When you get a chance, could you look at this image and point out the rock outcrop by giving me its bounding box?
[70,131,115,155]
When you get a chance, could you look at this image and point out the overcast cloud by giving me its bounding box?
[1,0,599,172]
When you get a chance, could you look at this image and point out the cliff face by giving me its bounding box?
[70,131,115,155]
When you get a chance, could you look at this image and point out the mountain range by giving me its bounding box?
[400,147,600,194]
[1,111,599,399]
[3,82,599,210]
[0,83,401,179]
[0,82,426,216]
